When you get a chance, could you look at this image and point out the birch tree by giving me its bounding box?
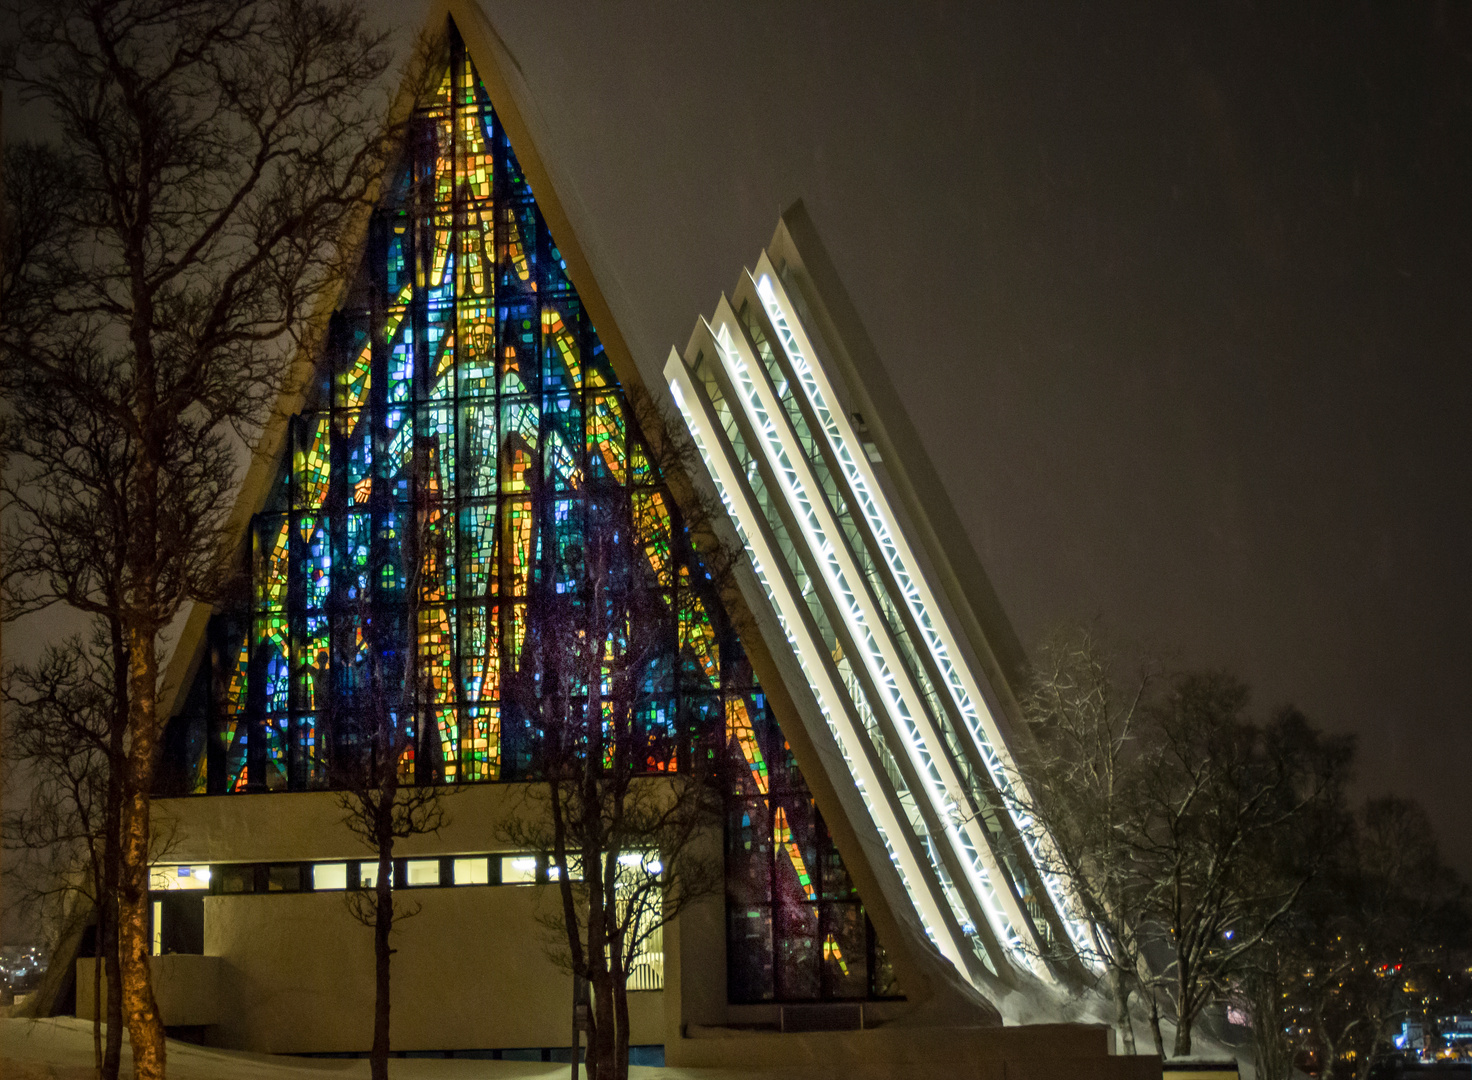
[1012,627,1158,1053]
[1,3,394,1075]
[1131,682,1351,1056]
[3,634,122,1079]
[500,490,726,1080]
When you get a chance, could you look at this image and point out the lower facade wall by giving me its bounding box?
[86,885,663,1054]
[668,1025,1162,1080]
[77,955,224,1028]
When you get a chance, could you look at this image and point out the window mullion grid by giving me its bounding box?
[736,281,1064,962]
[701,323,1006,978]
[692,324,1015,981]
[710,304,1041,977]
[667,355,978,982]
[752,261,1095,967]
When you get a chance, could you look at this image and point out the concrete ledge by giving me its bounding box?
[670,1021,1162,1078]
[77,955,223,1027]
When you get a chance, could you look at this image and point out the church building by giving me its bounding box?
[100,4,1159,1076]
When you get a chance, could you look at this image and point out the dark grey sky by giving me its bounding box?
[450,1,1472,870]
[3,1,1467,904]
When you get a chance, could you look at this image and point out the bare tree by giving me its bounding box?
[2,138,137,1079]
[1239,939,1303,1080]
[1012,626,1159,1054]
[498,397,733,1080]
[334,660,449,1080]
[3,632,124,1079]
[332,479,452,1080]
[1131,680,1351,1057]
[1015,629,1353,1060]
[1262,796,1470,1080]
[1236,760,1360,1080]
[0,2,395,1074]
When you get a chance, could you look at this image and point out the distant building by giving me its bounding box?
[1440,1015,1472,1046]
[0,945,47,1006]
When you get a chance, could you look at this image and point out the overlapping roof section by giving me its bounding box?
[664,215,1092,990]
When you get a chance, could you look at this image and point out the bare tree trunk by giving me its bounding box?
[120,623,166,1080]
[588,866,613,1080]
[591,968,615,1080]
[104,621,126,1080]
[1172,1004,1193,1056]
[1319,1029,1339,1080]
[586,877,615,1080]
[92,855,103,1079]
[371,830,393,1080]
[613,977,630,1080]
[1110,967,1136,1055]
[1149,991,1165,1059]
[103,900,123,1080]
[608,913,629,1080]
[1353,1020,1387,1080]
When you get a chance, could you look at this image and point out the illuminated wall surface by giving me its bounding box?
[665,259,1093,986]
[159,30,895,1003]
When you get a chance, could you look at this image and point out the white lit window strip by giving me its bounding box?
[755,270,1096,963]
[709,322,1034,969]
[713,320,1026,963]
[690,362,988,966]
[667,370,959,965]
[836,653,990,967]
[759,270,1091,958]
[749,320,1008,916]
[745,307,968,782]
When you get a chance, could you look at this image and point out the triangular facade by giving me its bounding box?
[161,21,899,1007]
[145,5,1108,1059]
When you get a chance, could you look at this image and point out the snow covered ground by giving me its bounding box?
[0,1018,794,1080]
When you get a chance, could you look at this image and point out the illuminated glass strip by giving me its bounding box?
[696,348,988,969]
[680,567,720,683]
[339,282,415,412]
[725,698,769,795]
[773,806,816,901]
[823,934,850,976]
[295,416,331,508]
[707,316,1034,971]
[667,362,960,973]
[754,267,1096,964]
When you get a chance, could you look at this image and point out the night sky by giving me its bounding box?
[456,1,1472,873]
[4,2,1469,894]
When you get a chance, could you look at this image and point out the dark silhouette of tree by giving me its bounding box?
[3,633,126,1079]
[0,1,395,1074]
[333,635,450,1080]
[498,395,734,1080]
[1248,796,1470,1080]
[1132,679,1351,1057]
[332,453,452,1080]
[1014,626,1352,1061]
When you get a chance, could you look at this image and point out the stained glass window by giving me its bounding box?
[158,22,894,1004]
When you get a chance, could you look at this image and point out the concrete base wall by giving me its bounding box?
[138,788,669,1053]
[81,884,663,1054]
[77,955,224,1027]
[206,884,663,1054]
[138,792,1156,1076]
[670,1023,1162,1079]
